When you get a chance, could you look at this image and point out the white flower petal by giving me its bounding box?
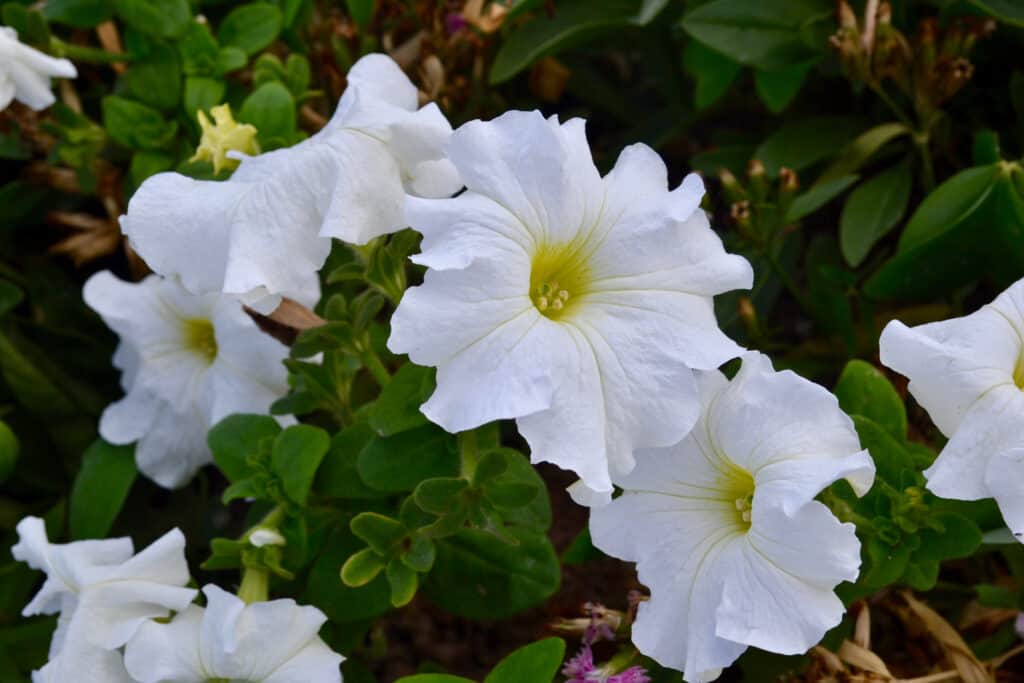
[879,310,1019,436]
[0,28,75,112]
[123,605,206,682]
[986,447,1024,541]
[715,529,848,655]
[924,385,1024,501]
[132,398,212,489]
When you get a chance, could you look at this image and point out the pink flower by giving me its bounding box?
[563,643,651,683]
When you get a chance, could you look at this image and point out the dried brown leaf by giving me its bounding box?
[901,592,991,683]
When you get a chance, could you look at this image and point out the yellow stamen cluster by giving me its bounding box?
[720,463,756,531]
[1015,347,1024,389]
[529,241,592,320]
[183,318,217,364]
[190,104,259,175]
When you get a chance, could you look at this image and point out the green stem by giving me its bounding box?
[360,347,391,387]
[51,38,131,64]
[237,566,269,604]
[458,430,479,480]
[868,81,914,129]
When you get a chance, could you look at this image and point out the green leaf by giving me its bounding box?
[285,54,311,95]
[754,62,813,113]
[120,43,182,110]
[396,676,475,683]
[114,0,191,39]
[351,512,405,555]
[0,420,20,484]
[271,424,331,505]
[897,164,1000,252]
[682,0,831,70]
[70,440,137,540]
[216,47,248,75]
[316,423,385,499]
[44,0,113,27]
[218,2,283,56]
[415,478,469,515]
[915,513,982,563]
[835,360,907,440]
[471,451,509,487]
[101,95,178,150]
[0,333,77,417]
[839,158,913,267]
[239,81,296,148]
[489,0,648,85]
[367,363,434,437]
[816,122,911,185]
[784,174,859,222]
[303,522,392,622]
[345,0,375,29]
[183,77,226,120]
[179,20,219,75]
[485,638,566,683]
[682,40,741,110]
[357,424,458,493]
[969,0,1024,27]
[425,528,560,619]
[754,116,864,177]
[208,414,282,481]
[386,557,418,607]
[484,482,539,510]
[480,449,552,532]
[851,416,915,485]
[401,534,436,572]
[861,535,911,588]
[340,547,386,587]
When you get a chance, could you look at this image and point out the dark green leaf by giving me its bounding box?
[70,440,137,540]
[425,528,560,619]
[367,363,434,437]
[386,557,418,607]
[754,116,864,177]
[835,360,907,440]
[357,425,458,493]
[208,413,282,482]
[271,424,330,505]
[485,638,566,683]
[415,478,469,515]
[816,122,910,184]
[351,512,405,555]
[682,40,741,110]
[303,523,392,622]
[754,62,813,113]
[840,158,913,267]
[120,43,181,110]
[0,420,20,484]
[784,174,859,222]
[316,423,385,499]
[969,0,1024,26]
[239,81,296,148]
[102,95,178,149]
[44,0,113,27]
[183,77,226,120]
[682,0,830,69]
[114,0,191,38]
[178,20,219,75]
[897,164,999,253]
[484,482,539,510]
[218,2,283,56]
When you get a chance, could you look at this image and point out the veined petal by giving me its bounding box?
[132,398,212,489]
[716,528,849,655]
[879,310,1019,436]
[986,447,1024,541]
[709,352,871,504]
[925,385,1024,501]
[123,605,206,682]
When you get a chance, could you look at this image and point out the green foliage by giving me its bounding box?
[69,440,137,540]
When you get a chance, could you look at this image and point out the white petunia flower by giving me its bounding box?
[879,277,1024,540]
[0,26,77,111]
[388,110,753,501]
[31,636,135,683]
[124,584,343,683]
[120,53,460,314]
[83,271,297,488]
[589,353,875,681]
[12,516,196,662]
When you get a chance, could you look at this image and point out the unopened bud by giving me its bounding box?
[718,168,746,203]
[747,159,768,202]
[779,167,799,193]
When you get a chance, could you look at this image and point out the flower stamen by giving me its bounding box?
[183,318,217,364]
